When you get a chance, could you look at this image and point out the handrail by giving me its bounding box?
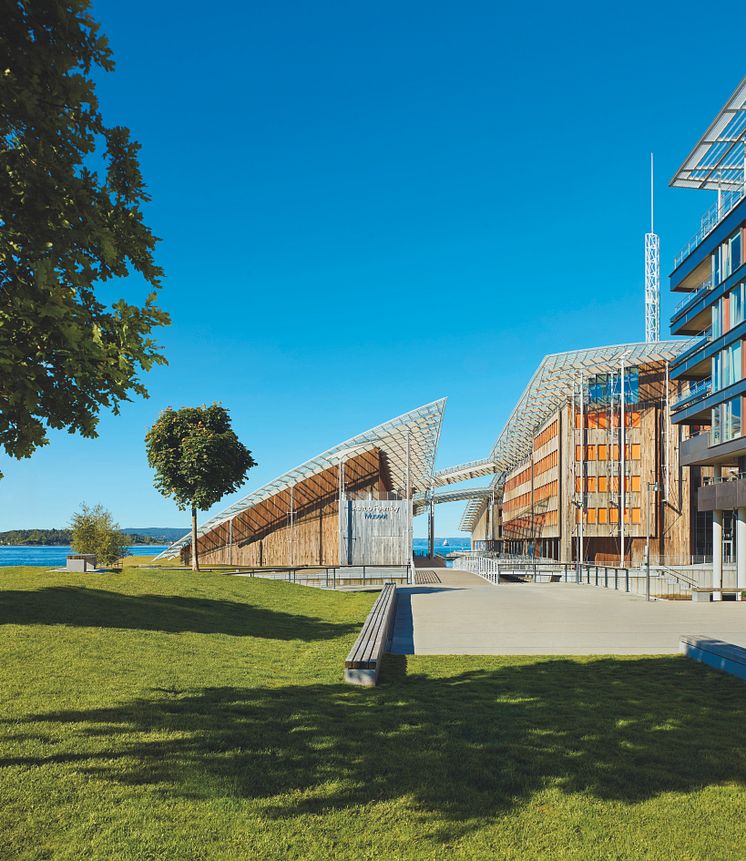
[674,188,744,270]
[672,278,714,317]
[671,377,712,411]
[673,327,713,366]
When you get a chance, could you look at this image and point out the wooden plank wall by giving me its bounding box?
[189,448,388,567]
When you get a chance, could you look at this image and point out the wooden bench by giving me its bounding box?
[344,583,397,687]
[691,587,744,602]
[680,635,746,682]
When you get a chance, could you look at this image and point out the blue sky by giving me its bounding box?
[2,0,744,537]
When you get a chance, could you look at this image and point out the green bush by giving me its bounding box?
[70,504,127,567]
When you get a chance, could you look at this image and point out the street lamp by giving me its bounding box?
[645,482,661,601]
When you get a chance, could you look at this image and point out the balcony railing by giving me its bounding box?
[674,326,713,367]
[671,376,712,411]
[673,188,744,270]
[672,277,714,318]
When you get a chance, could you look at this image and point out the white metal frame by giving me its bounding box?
[155,398,446,559]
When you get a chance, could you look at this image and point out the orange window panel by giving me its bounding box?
[587,476,597,492]
[587,445,597,461]
[575,477,581,493]
[630,412,640,428]
[631,475,641,492]
[575,508,581,523]
[632,508,641,524]
[612,444,619,460]
[623,508,630,523]
[598,507,608,524]
[575,445,582,461]
[587,508,597,524]
[631,443,641,460]
[598,412,608,429]
[598,475,608,493]
[598,444,608,461]
[609,508,619,523]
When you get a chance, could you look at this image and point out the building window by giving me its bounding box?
[598,508,608,524]
[711,396,744,444]
[713,300,722,339]
[598,475,608,493]
[725,396,742,442]
[713,340,742,391]
[717,229,743,285]
[730,283,745,329]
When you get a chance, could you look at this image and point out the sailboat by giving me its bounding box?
[442,538,449,547]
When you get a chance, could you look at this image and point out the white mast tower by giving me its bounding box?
[645,153,660,342]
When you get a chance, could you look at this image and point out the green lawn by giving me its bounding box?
[1,567,746,860]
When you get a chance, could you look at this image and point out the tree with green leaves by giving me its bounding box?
[0,1,169,478]
[70,502,127,567]
[145,406,256,571]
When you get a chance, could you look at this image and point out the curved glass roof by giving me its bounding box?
[459,340,687,531]
[155,398,446,559]
[672,76,746,191]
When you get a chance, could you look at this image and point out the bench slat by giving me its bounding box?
[347,586,394,668]
[345,584,396,671]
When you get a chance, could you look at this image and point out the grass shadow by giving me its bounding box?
[0,586,358,640]
[5,655,746,827]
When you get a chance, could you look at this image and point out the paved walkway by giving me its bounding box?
[391,569,746,655]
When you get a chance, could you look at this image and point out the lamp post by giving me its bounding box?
[645,481,660,601]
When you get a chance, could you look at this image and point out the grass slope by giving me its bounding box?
[1,567,746,860]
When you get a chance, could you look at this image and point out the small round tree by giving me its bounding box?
[145,405,256,570]
[70,503,127,567]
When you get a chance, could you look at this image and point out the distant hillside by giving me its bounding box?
[0,527,186,546]
[122,528,187,542]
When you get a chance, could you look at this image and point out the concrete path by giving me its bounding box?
[391,570,746,655]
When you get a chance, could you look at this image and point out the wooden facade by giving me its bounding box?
[184,448,389,567]
[471,361,699,565]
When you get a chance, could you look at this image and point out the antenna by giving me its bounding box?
[645,153,660,342]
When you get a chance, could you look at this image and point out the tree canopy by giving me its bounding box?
[0,0,169,476]
[145,405,256,569]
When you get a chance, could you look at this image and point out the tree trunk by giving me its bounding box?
[191,504,200,571]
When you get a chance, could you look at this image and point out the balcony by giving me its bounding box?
[680,432,712,466]
[671,277,713,318]
[674,188,744,270]
[671,377,712,413]
[670,327,712,376]
[698,474,746,512]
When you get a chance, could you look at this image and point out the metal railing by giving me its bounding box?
[674,327,713,366]
[672,376,712,411]
[674,188,744,270]
[182,563,413,588]
[703,471,746,485]
[672,278,714,317]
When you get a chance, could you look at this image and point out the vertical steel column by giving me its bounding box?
[737,507,746,595]
[713,465,723,601]
[579,376,584,570]
[619,356,627,565]
[428,494,435,559]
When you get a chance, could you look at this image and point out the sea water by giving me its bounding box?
[0,546,169,567]
[1,539,470,567]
